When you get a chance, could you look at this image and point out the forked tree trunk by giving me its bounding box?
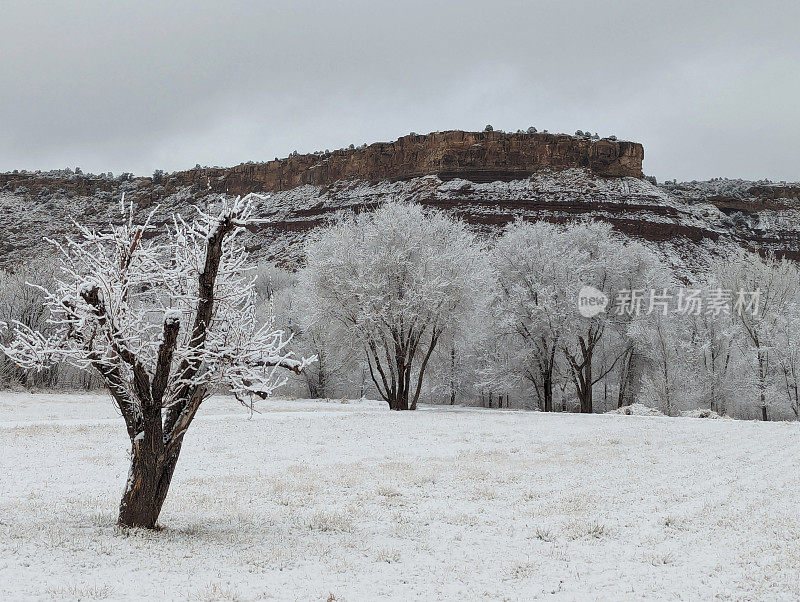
[390,389,410,410]
[367,329,439,411]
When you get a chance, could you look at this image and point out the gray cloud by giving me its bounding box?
[1,0,798,181]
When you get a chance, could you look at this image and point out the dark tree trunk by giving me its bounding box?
[568,340,594,414]
[542,371,553,412]
[758,349,769,421]
[618,348,644,409]
[580,355,593,414]
[365,329,439,411]
[118,442,182,529]
[305,351,327,399]
[48,205,271,531]
[565,326,623,415]
[393,388,410,411]
[449,346,456,405]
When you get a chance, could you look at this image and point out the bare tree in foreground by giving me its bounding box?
[1,196,311,528]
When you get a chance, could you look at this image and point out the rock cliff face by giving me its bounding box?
[0,130,798,274]
[0,130,643,201]
[0,131,643,202]
[178,131,643,195]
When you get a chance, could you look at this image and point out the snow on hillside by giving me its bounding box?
[2,394,800,600]
[0,169,730,272]
[5,168,800,278]
[663,178,800,203]
[229,169,732,272]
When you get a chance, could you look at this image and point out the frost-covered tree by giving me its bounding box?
[488,221,664,413]
[629,310,696,416]
[490,221,580,411]
[685,291,736,415]
[0,262,58,387]
[299,202,487,410]
[249,264,352,400]
[714,251,800,420]
[609,243,673,411]
[776,307,800,418]
[425,281,493,406]
[560,222,664,413]
[288,293,359,400]
[1,196,311,528]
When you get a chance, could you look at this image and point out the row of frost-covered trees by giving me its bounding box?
[2,196,799,529]
[3,200,800,420]
[275,203,800,420]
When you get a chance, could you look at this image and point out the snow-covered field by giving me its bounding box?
[2,394,800,601]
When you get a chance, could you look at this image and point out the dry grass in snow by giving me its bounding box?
[1,393,800,600]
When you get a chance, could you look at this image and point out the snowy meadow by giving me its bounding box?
[3,196,800,600]
[2,393,800,601]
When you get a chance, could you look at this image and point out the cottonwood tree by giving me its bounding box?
[487,220,665,413]
[257,264,363,400]
[424,266,493,407]
[608,243,673,411]
[426,295,492,406]
[561,222,664,413]
[776,306,800,418]
[629,309,696,415]
[490,221,580,411]
[686,290,736,415]
[299,202,487,410]
[1,196,311,528]
[714,251,799,421]
[251,264,341,398]
[0,262,58,387]
[290,301,356,399]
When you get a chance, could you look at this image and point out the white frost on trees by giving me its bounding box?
[488,221,580,411]
[0,194,313,528]
[299,201,488,410]
[488,220,667,413]
[713,251,800,421]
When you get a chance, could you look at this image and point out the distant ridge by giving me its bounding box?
[171,130,645,195]
[0,130,644,199]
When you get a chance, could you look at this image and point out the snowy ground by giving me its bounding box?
[2,394,800,601]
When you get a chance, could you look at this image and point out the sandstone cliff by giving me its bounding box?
[180,130,644,195]
[0,130,644,201]
[1,130,799,274]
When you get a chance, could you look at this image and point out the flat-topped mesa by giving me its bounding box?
[178,130,644,195]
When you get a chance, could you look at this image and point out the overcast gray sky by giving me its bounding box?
[1,1,798,182]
